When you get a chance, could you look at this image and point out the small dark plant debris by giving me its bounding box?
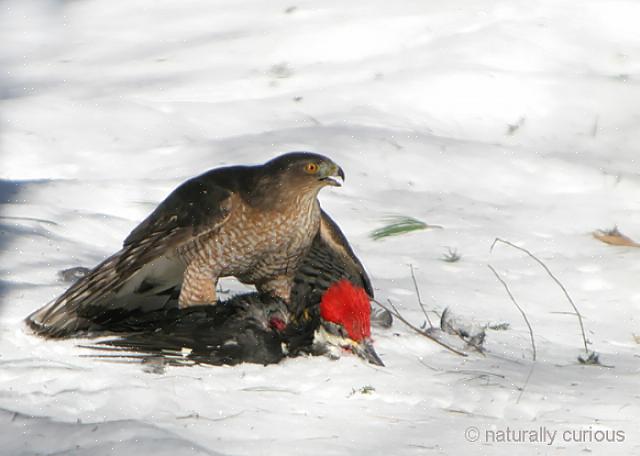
[441,247,461,263]
[486,322,510,331]
[348,385,375,397]
[440,308,486,352]
[578,351,601,365]
[371,306,393,328]
[269,62,294,79]
[506,117,526,135]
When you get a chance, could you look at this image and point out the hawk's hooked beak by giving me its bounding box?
[319,164,345,187]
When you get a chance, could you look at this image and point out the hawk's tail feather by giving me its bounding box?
[25,250,138,338]
[25,312,98,338]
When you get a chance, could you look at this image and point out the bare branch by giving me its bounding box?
[409,264,433,328]
[491,237,590,356]
[417,358,441,372]
[487,264,537,361]
[373,299,468,357]
[517,363,535,404]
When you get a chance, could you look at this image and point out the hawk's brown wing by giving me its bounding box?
[318,209,373,297]
[26,175,235,337]
[118,176,234,272]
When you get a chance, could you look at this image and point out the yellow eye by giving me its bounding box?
[304,162,319,174]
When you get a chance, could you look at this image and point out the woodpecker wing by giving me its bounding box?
[88,294,288,366]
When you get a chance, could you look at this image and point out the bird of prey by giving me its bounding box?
[26,152,373,337]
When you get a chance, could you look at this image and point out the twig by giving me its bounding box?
[449,370,506,379]
[491,238,590,356]
[517,363,535,404]
[416,358,441,372]
[591,115,599,137]
[487,265,537,361]
[176,411,244,422]
[373,299,467,357]
[409,264,433,328]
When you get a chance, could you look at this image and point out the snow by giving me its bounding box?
[1,0,639,454]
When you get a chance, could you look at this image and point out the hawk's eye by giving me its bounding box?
[304,162,319,174]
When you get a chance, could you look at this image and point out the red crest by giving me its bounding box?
[320,280,371,341]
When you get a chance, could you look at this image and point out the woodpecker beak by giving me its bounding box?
[314,325,384,366]
[351,338,384,366]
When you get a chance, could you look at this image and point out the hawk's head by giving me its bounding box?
[262,152,345,194]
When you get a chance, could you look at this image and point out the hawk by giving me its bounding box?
[27,152,373,337]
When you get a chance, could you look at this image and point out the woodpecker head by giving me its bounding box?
[314,279,384,366]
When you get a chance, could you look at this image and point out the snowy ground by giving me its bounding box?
[1,0,640,454]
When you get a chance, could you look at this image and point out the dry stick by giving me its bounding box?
[373,298,468,357]
[409,264,434,328]
[517,363,536,404]
[491,237,590,356]
[487,262,538,401]
[487,264,537,361]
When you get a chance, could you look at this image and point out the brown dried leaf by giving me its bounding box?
[593,227,640,247]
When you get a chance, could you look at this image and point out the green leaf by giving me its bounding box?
[370,216,437,241]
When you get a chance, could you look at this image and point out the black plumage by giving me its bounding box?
[91,294,293,366]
